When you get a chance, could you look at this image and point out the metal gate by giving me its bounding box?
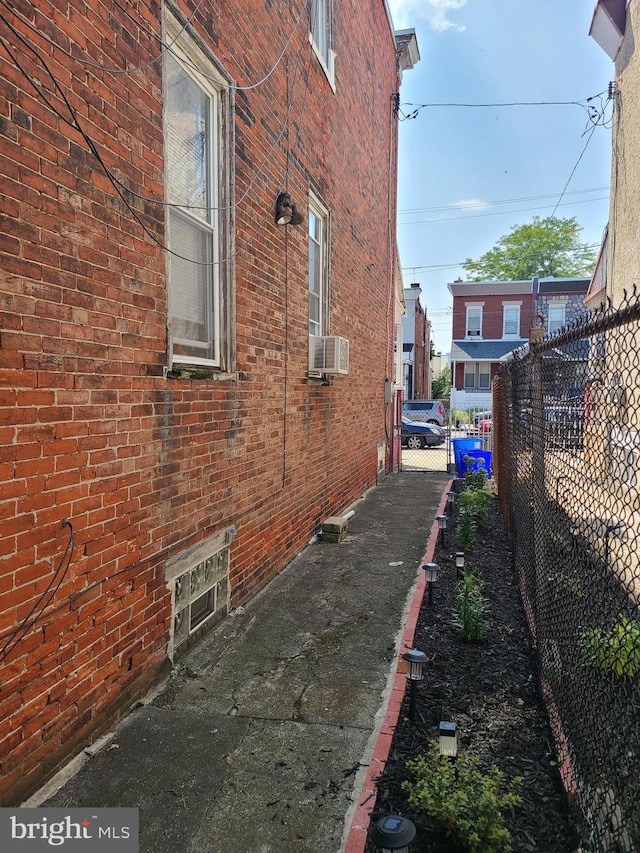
[399,422,451,472]
[395,393,494,474]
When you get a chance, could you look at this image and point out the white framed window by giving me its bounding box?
[502,304,521,338]
[548,303,566,335]
[463,362,491,390]
[310,0,335,88]
[164,15,232,371]
[466,305,483,338]
[309,194,329,339]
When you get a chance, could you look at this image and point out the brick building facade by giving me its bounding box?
[449,277,590,413]
[401,282,432,400]
[0,0,417,802]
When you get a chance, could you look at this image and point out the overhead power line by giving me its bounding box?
[397,186,609,215]
[398,90,609,121]
[399,195,609,226]
[402,242,602,274]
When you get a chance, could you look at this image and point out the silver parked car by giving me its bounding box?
[402,400,446,426]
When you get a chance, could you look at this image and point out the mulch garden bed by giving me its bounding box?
[365,485,580,853]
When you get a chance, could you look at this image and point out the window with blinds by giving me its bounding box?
[166,51,220,366]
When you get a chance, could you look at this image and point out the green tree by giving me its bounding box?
[431,365,451,400]
[463,215,597,281]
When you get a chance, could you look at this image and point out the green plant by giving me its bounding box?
[462,457,488,491]
[583,615,640,678]
[452,569,489,641]
[403,741,522,853]
[547,571,583,599]
[459,488,492,528]
[547,532,571,557]
[457,504,477,551]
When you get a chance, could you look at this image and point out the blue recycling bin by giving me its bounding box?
[452,438,483,476]
[460,449,492,478]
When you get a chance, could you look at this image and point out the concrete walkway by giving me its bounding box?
[36,471,449,853]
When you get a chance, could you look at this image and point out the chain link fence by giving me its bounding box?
[494,293,640,852]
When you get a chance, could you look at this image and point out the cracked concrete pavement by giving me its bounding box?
[39,471,449,852]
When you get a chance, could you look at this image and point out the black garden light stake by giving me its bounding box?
[402,648,427,721]
[437,514,447,547]
[446,490,455,514]
[455,551,465,579]
[423,561,438,606]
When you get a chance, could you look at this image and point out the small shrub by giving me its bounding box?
[583,615,640,678]
[452,569,489,641]
[403,741,522,853]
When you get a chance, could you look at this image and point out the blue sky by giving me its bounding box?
[387,0,615,351]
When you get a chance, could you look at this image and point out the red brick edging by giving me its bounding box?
[343,481,453,853]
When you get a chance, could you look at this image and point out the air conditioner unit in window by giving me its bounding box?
[309,335,350,374]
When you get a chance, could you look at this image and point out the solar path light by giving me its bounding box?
[402,648,427,721]
[369,814,416,852]
[423,561,438,606]
[439,720,458,758]
[437,514,447,546]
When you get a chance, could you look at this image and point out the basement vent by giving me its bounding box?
[309,335,349,374]
[172,547,229,654]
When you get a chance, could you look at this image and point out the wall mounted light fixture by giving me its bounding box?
[275,192,304,226]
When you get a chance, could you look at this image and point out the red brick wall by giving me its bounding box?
[411,303,430,399]
[452,293,534,340]
[0,0,400,802]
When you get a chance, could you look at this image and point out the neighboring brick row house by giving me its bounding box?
[0,0,419,803]
[449,276,590,413]
[400,282,432,400]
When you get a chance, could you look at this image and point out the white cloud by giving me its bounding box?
[451,198,490,210]
[388,0,467,33]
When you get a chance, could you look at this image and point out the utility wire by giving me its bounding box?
[0,0,207,76]
[402,242,601,273]
[0,0,310,92]
[398,186,609,215]
[399,195,609,226]
[0,520,74,662]
[550,98,610,218]
[398,91,608,121]
[0,0,312,221]
[0,5,313,267]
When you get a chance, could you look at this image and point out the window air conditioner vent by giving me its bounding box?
[309,336,350,374]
